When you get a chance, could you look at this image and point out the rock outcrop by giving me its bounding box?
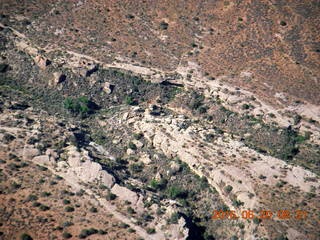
[103,82,112,94]
[50,72,66,86]
[34,55,51,69]
[66,146,115,188]
[111,184,139,204]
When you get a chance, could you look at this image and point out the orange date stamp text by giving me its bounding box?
[212,209,308,220]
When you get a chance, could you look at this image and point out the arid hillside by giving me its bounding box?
[1,0,319,105]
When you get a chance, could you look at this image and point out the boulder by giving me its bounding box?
[140,153,151,164]
[155,172,162,181]
[79,65,98,77]
[103,82,113,94]
[45,148,58,161]
[66,146,115,188]
[50,72,66,86]
[122,112,129,120]
[100,171,116,188]
[79,160,101,178]
[32,155,52,166]
[170,162,181,174]
[57,161,68,169]
[133,106,142,112]
[69,160,115,188]
[34,55,51,69]
[132,139,144,149]
[67,147,82,167]
[22,146,40,160]
[172,217,188,240]
[88,74,98,86]
[111,184,138,204]
[127,148,135,155]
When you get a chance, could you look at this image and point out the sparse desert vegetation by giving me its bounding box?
[0,1,319,239]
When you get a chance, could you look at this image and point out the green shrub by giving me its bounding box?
[253,217,261,224]
[55,175,63,180]
[79,228,98,239]
[189,92,205,110]
[26,194,38,202]
[168,212,179,224]
[259,175,266,180]
[40,192,51,197]
[232,199,244,207]
[191,42,198,48]
[65,206,75,212]
[0,63,9,73]
[37,165,48,171]
[198,106,208,114]
[280,21,287,26]
[127,206,135,214]
[167,186,187,199]
[32,202,41,207]
[200,176,209,189]
[141,212,154,222]
[62,221,73,227]
[146,228,156,234]
[119,223,130,228]
[99,184,108,190]
[63,199,71,205]
[38,178,45,184]
[89,207,98,213]
[150,179,160,190]
[268,113,276,118]
[275,235,288,240]
[76,189,85,196]
[3,133,15,143]
[238,223,245,229]
[50,180,57,185]
[295,135,307,143]
[106,192,117,200]
[149,178,167,190]
[306,192,316,199]
[63,96,91,116]
[276,180,287,188]
[224,185,233,193]
[221,204,229,211]
[160,21,169,30]
[62,232,72,239]
[125,96,135,105]
[98,229,107,235]
[129,163,144,173]
[20,233,33,240]
[39,204,50,211]
[156,208,165,215]
[242,103,251,110]
[11,182,21,189]
[133,133,143,140]
[128,142,137,150]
